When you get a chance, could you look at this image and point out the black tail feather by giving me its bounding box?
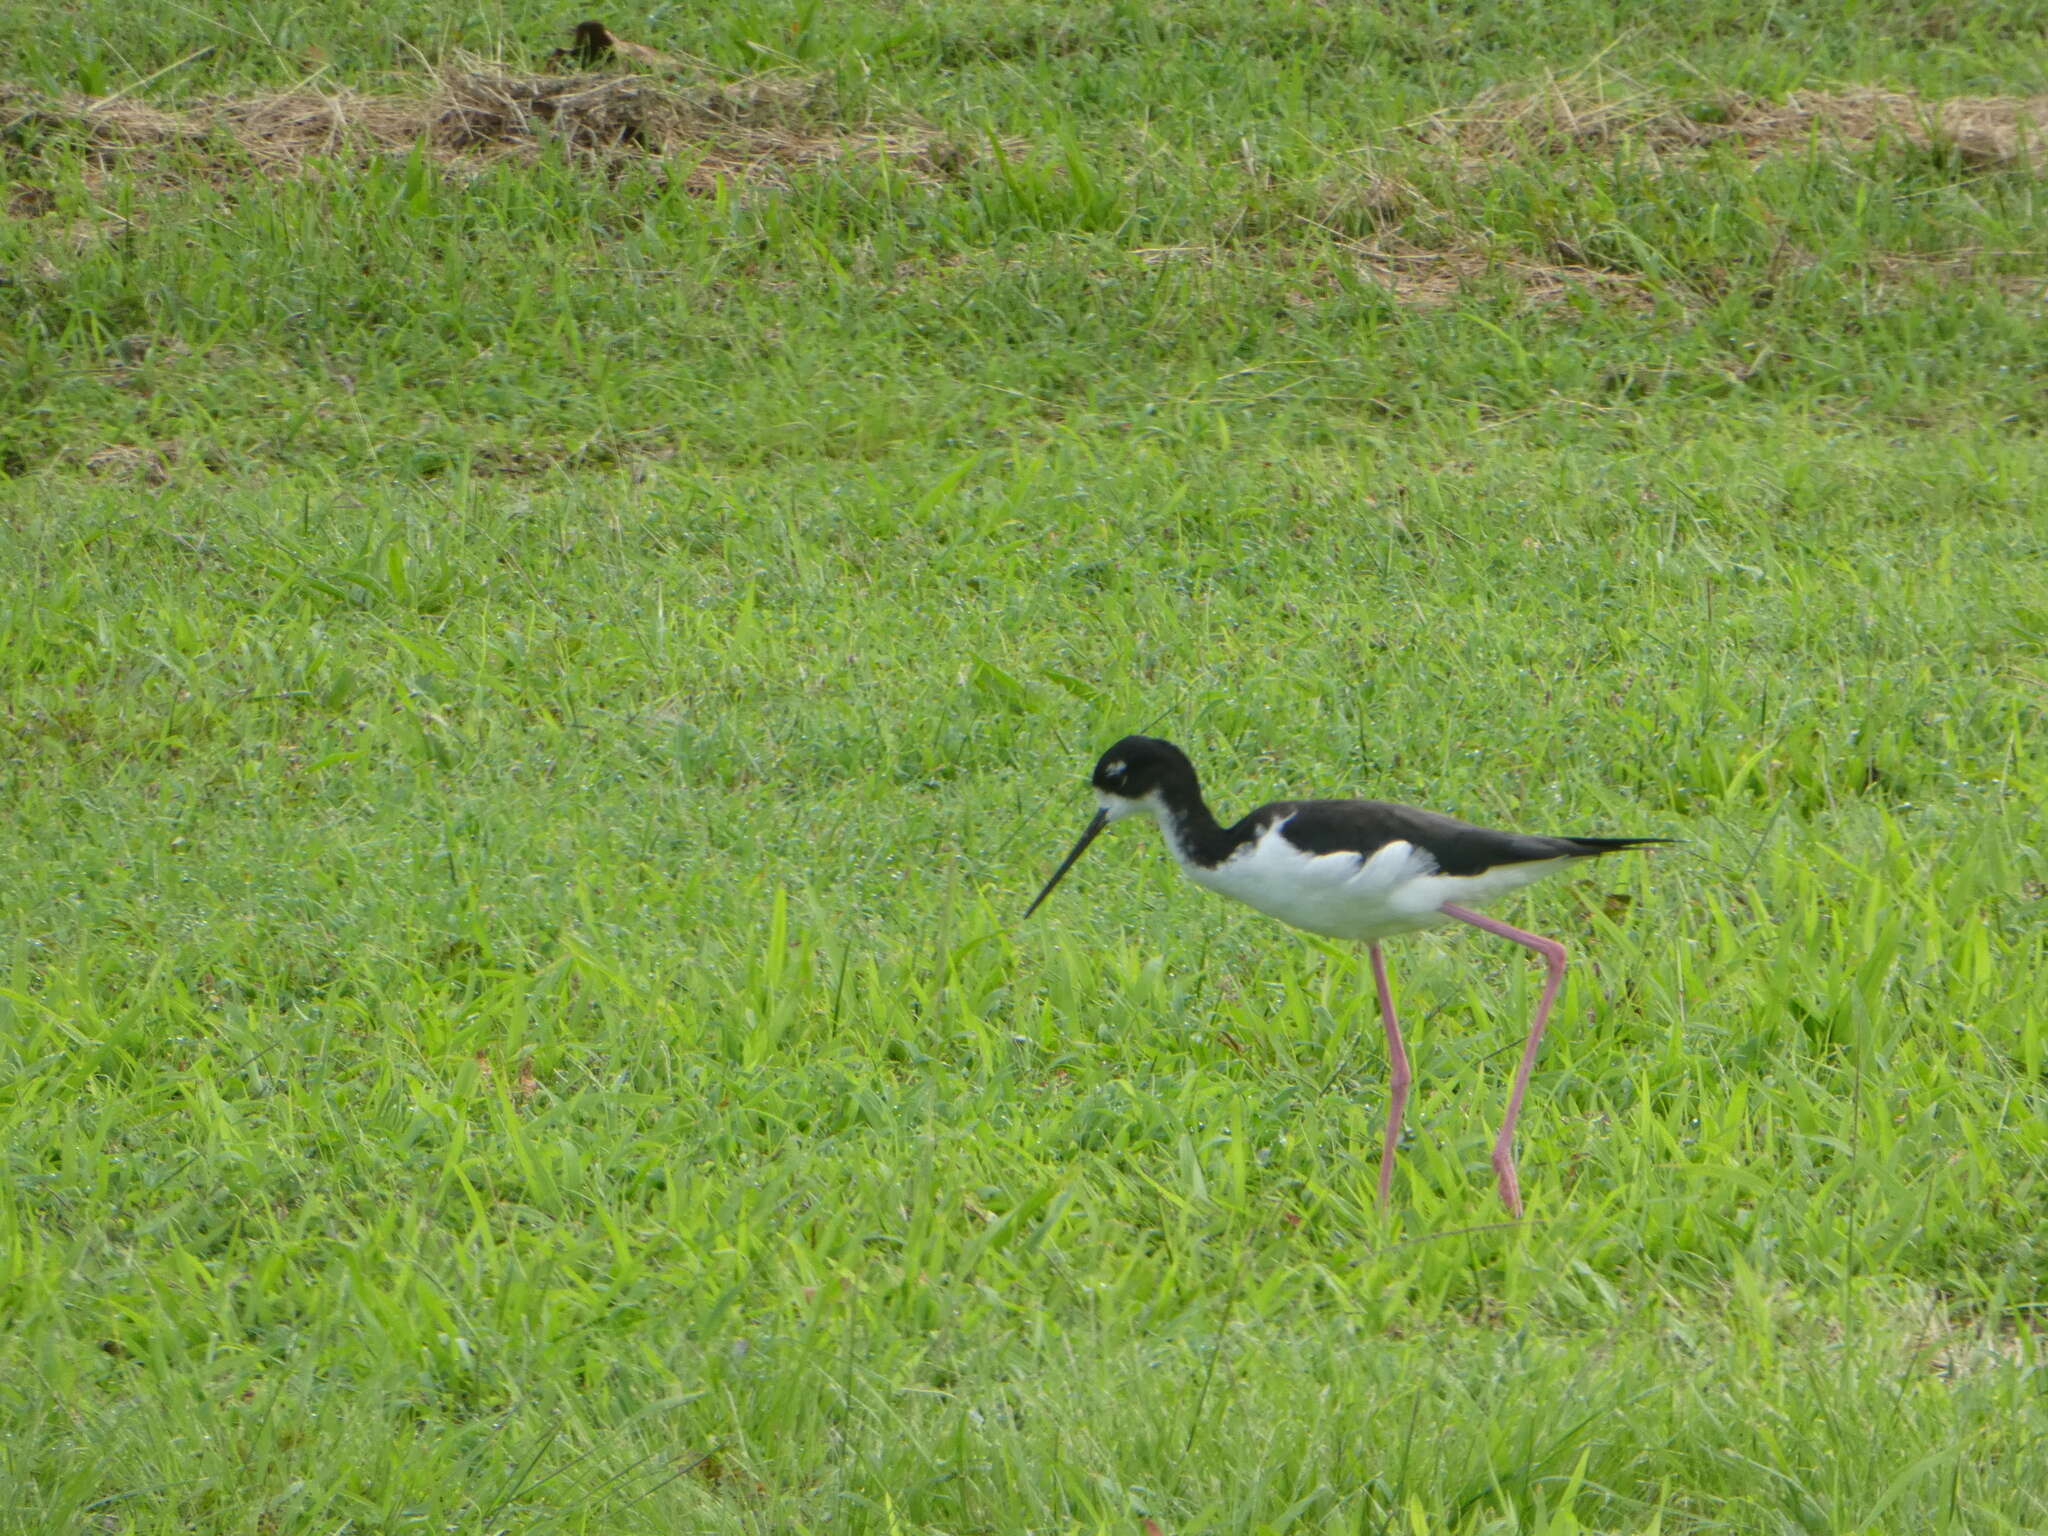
[1559,836,1675,857]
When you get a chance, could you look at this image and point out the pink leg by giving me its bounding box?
[1438,903,1566,1219]
[1369,943,1410,1208]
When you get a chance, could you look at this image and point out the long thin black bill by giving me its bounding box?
[1023,808,1109,918]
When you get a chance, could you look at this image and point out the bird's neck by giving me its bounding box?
[1151,786,1240,870]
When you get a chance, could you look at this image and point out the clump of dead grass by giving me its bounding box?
[0,56,976,187]
[82,444,176,486]
[1417,72,2048,169]
[1292,74,2046,308]
[1347,244,1654,310]
[1135,236,1655,313]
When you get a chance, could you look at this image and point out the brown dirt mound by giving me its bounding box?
[1418,75,2048,168]
[0,59,974,186]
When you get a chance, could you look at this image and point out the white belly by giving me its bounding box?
[1179,821,1568,942]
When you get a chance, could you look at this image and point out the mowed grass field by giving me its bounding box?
[4,1,2048,1530]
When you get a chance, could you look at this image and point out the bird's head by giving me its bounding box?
[1089,734,1197,823]
[1024,735,1199,918]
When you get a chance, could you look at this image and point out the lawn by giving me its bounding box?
[3,2,2046,1531]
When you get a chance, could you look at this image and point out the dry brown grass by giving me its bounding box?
[1349,245,1653,309]
[1416,74,2048,169]
[1307,76,2046,307]
[1136,238,1655,312]
[82,444,176,486]
[0,57,975,188]
[6,63,2039,316]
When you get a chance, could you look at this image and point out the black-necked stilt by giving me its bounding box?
[1024,735,1668,1217]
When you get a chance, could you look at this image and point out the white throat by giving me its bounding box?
[1098,789,1202,866]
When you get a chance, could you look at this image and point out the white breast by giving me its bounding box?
[1167,816,1571,942]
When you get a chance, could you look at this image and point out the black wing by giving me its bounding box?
[1250,799,1668,877]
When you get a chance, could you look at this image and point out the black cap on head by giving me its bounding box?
[1091,735,1196,800]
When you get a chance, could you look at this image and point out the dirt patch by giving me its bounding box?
[1415,74,2048,169]
[0,59,976,188]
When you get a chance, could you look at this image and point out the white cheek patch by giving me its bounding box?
[1097,789,1155,824]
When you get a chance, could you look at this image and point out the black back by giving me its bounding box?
[1253,799,1660,875]
[1093,736,1667,875]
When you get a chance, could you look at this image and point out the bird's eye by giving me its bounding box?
[1104,760,1125,780]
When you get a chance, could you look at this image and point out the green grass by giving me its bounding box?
[4,2,2048,1531]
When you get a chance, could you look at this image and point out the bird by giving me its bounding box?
[1023,735,1668,1217]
